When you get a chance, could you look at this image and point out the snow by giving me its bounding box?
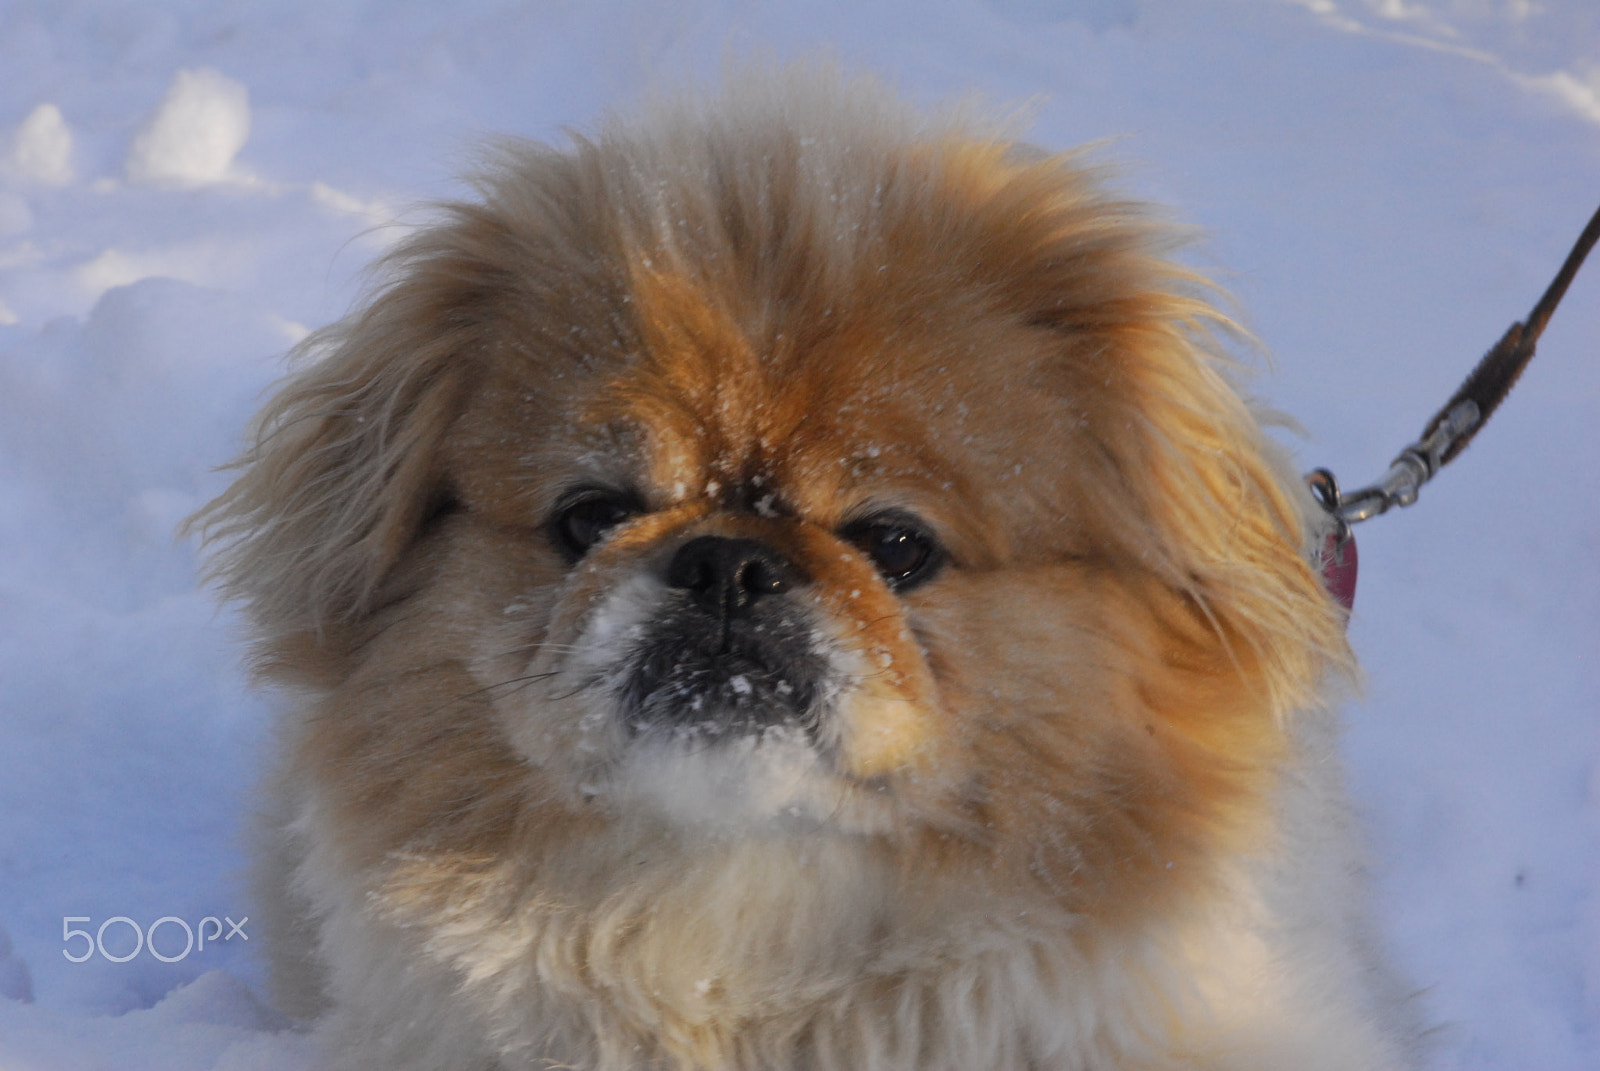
[0,0,1596,1066]
[125,69,252,189]
[3,104,74,188]
[0,971,315,1070]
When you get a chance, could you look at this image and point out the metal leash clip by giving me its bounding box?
[1309,398,1481,529]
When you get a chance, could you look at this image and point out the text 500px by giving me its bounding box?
[62,915,247,963]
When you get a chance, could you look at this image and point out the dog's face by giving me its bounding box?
[199,82,1350,951]
[451,262,1145,839]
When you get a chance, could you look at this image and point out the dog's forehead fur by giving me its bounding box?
[443,113,1167,569]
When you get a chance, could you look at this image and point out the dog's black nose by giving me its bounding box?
[666,536,795,619]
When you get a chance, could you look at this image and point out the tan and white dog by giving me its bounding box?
[195,66,1419,1071]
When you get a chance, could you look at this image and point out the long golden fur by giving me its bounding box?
[194,67,1417,1070]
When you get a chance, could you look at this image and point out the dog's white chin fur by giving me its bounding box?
[602,729,898,835]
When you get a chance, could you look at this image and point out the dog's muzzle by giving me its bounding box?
[618,535,828,739]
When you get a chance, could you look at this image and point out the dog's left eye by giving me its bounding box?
[549,488,643,562]
[841,514,945,592]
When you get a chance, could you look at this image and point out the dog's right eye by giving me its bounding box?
[840,512,946,593]
[549,489,642,562]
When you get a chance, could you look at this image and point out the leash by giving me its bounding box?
[1307,200,1600,612]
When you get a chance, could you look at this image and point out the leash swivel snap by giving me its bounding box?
[1312,398,1481,528]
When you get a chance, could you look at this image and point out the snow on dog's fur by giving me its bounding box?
[193,65,1419,1070]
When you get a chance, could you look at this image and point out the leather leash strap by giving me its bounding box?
[1427,200,1600,466]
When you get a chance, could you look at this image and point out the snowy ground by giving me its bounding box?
[0,1,1596,1067]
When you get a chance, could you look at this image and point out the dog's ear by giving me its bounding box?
[186,214,512,658]
[971,147,1353,714]
[1097,301,1353,716]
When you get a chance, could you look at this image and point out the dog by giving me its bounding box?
[193,66,1419,1070]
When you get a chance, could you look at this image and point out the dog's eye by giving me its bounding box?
[841,515,945,592]
[549,488,642,562]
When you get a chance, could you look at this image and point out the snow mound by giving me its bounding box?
[0,971,315,1071]
[126,69,251,188]
[3,103,74,186]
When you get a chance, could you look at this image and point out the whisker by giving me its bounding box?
[450,671,563,707]
[547,671,609,704]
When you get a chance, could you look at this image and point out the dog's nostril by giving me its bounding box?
[667,536,795,618]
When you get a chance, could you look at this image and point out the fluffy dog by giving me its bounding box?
[195,68,1418,1070]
